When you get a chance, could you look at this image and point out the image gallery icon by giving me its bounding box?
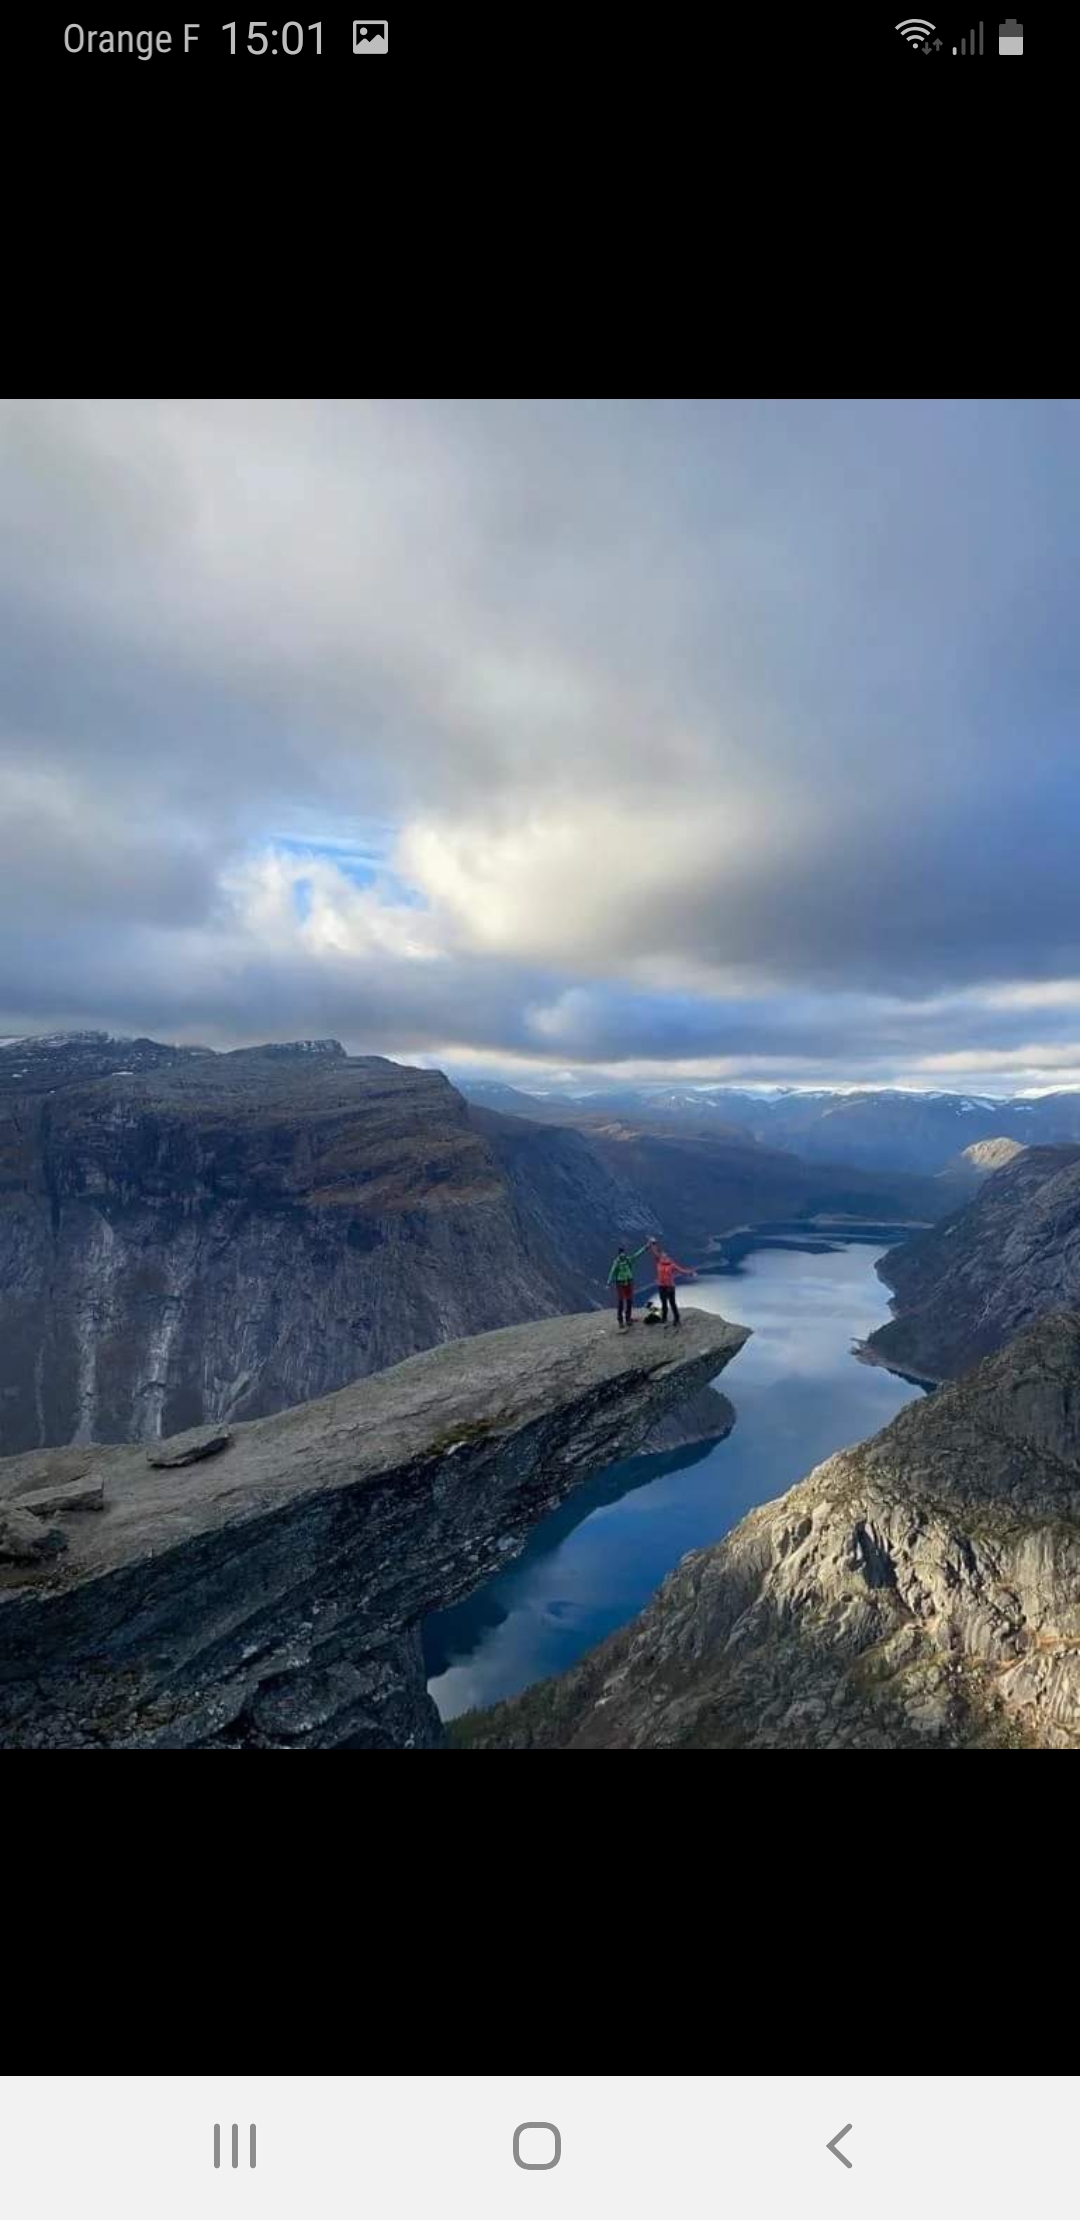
[998,17,1022,49]
[354,20,388,49]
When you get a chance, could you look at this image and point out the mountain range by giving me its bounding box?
[0,1032,939,1456]
[8,1033,1080,1752]
[459,1078,1080,1176]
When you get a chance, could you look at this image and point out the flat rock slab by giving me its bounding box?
[0,1448,97,1500]
[0,1307,750,1747]
[17,1478,106,1519]
[146,1426,233,1469]
[0,1308,748,1598]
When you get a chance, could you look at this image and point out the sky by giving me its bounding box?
[2,396,1080,1094]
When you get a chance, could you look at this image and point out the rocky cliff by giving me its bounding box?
[0,1308,748,1749]
[455,1309,1080,1751]
[0,1035,656,1454]
[469,1105,658,1288]
[865,1144,1080,1382]
[931,1134,1030,1203]
[1,1029,936,1464]
[635,1380,736,1453]
[951,1136,1029,1177]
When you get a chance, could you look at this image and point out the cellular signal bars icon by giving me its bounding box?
[954,20,984,49]
[214,2126,256,2170]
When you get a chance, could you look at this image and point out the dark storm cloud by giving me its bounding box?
[2,398,1080,1080]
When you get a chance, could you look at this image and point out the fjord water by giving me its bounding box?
[424,1236,923,1719]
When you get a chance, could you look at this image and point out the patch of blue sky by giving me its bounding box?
[271,832,384,886]
[262,828,429,909]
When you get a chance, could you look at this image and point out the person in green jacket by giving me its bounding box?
[606,1238,651,1330]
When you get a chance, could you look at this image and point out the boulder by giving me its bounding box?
[0,1506,68,1565]
[147,1426,233,1469]
[18,1478,105,1518]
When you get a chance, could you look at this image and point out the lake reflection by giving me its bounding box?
[424,1239,921,1719]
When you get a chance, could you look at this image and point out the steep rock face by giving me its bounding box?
[0,1039,653,1454]
[475,1105,715,1454]
[0,1308,748,1749]
[865,1146,1080,1382]
[470,1106,658,1287]
[456,1310,1080,1752]
[636,1382,735,1454]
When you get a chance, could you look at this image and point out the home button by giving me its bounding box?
[513,2124,562,2170]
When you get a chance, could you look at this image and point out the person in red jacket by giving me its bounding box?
[648,1239,696,1327]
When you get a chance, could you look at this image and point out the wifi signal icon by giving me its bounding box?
[896,16,936,39]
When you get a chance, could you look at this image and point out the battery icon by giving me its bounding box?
[998,17,1023,50]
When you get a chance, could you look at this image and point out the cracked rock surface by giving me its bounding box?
[0,1308,747,1748]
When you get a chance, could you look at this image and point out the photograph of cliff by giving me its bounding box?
[4,398,1080,1751]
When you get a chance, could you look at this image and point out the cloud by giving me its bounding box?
[2,398,1080,1085]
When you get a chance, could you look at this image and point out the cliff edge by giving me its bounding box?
[0,1307,748,1749]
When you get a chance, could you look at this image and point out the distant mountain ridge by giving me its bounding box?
[456,1077,1080,1175]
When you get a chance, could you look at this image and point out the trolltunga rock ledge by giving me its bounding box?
[0,1307,748,1749]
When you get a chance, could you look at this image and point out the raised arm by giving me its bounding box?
[631,1241,652,1262]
